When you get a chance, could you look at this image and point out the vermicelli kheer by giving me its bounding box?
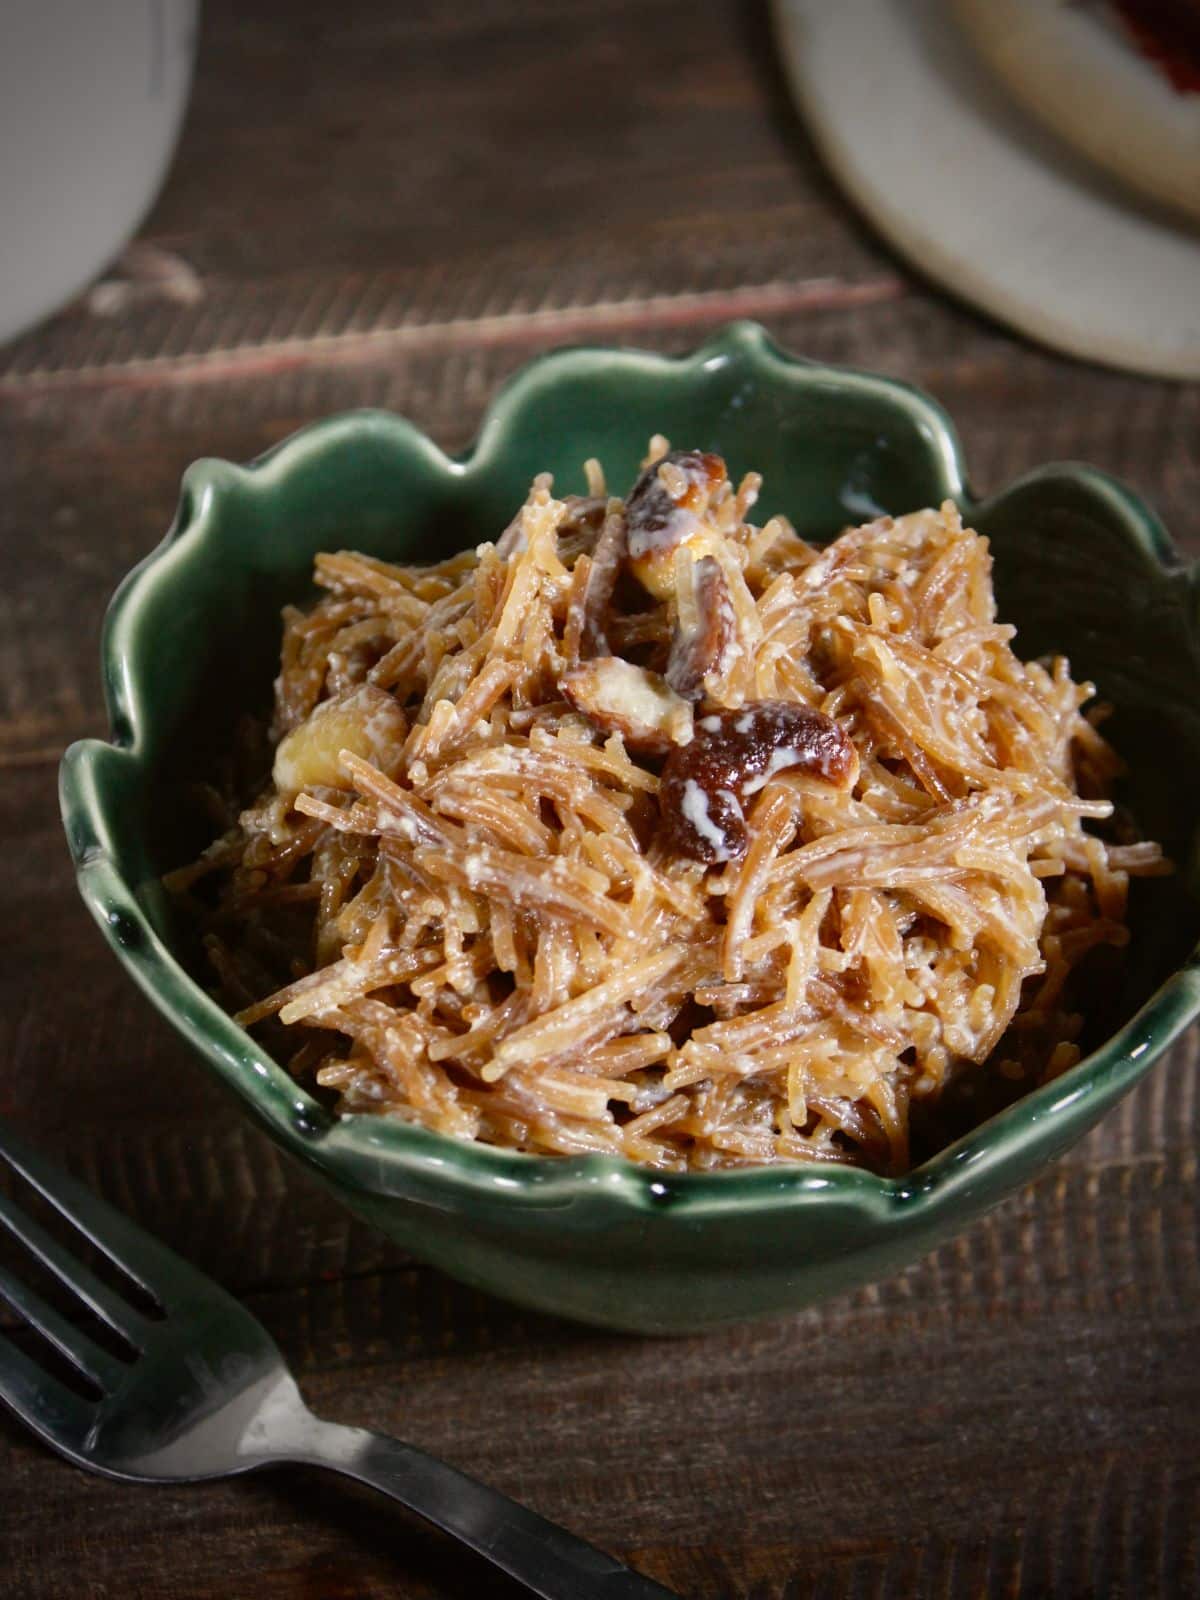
[171,440,1169,1173]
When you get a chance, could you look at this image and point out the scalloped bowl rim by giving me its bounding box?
[59,321,1200,1223]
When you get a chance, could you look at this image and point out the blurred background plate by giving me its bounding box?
[771,0,1200,379]
[0,0,198,346]
[952,0,1200,225]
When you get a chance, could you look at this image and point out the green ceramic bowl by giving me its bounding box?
[60,322,1200,1334]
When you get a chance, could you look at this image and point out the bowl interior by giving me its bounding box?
[977,472,1200,1042]
[80,328,1200,1184]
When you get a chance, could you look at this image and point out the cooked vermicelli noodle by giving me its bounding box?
[172,441,1168,1172]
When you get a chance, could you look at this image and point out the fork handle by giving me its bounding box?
[279,1417,682,1600]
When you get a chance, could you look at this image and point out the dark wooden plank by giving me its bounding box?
[0,0,880,366]
[2,1193,1197,1598]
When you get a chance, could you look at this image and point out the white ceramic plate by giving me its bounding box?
[0,0,198,346]
[953,0,1200,225]
[771,0,1200,379]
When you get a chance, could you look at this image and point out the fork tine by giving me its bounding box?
[0,1120,216,1314]
[0,1330,95,1448]
[0,1187,148,1350]
[0,1263,129,1394]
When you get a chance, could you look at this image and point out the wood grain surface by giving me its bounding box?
[1,3,1198,1596]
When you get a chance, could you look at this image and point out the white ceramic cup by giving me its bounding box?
[0,0,199,345]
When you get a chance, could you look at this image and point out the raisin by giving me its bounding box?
[666,555,736,701]
[659,701,858,864]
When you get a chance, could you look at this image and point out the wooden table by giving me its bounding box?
[2,4,1197,1595]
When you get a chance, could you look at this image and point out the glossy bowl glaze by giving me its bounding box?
[60,322,1200,1334]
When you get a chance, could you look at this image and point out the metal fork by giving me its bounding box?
[0,1122,679,1599]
